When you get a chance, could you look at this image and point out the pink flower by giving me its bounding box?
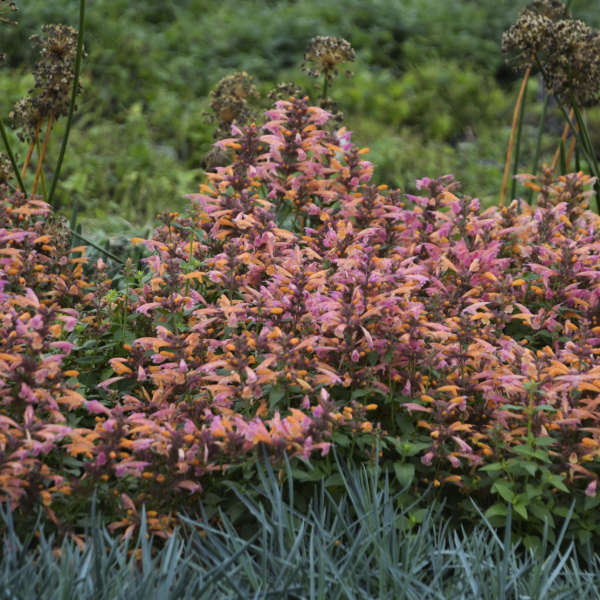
[421,451,434,466]
[585,479,597,497]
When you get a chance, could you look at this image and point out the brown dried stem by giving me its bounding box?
[32,112,54,195]
[20,120,42,179]
[551,107,575,171]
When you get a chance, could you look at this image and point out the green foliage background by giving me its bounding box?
[1,0,599,238]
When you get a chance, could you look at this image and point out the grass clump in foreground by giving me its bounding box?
[4,0,600,592]
[2,455,600,599]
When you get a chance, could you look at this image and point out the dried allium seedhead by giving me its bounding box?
[9,96,43,142]
[267,81,305,103]
[29,24,81,119]
[301,36,355,82]
[0,153,13,184]
[208,72,258,140]
[527,0,568,20]
[503,2,600,107]
[547,20,600,107]
[0,0,17,26]
[10,24,83,141]
[502,11,557,67]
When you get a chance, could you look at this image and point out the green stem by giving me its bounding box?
[510,79,528,203]
[321,74,328,103]
[559,139,567,174]
[558,100,600,212]
[69,227,124,264]
[47,0,86,209]
[526,87,549,204]
[0,119,26,194]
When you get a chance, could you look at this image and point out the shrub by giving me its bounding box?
[3,95,600,551]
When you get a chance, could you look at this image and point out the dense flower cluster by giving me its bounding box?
[0,189,87,515]
[3,98,600,542]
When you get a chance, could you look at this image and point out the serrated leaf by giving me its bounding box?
[393,462,415,488]
[484,503,507,520]
[513,502,528,520]
[480,462,503,473]
[492,480,515,503]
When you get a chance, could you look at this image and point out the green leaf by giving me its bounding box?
[545,473,569,493]
[492,480,515,503]
[393,462,415,488]
[331,431,351,448]
[529,502,554,527]
[268,386,285,408]
[513,502,528,520]
[532,437,556,447]
[324,473,344,487]
[479,462,503,473]
[524,483,543,500]
[290,466,323,482]
[367,350,379,366]
[505,459,537,477]
[484,503,507,520]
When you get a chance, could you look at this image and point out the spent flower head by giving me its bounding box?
[30,24,80,118]
[301,36,355,82]
[0,153,13,184]
[526,0,568,20]
[503,2,600,106]
[208,72,258,135]
[10,24,81,142]
[0,0,17,25]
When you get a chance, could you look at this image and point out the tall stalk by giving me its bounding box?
[47,0,86,209]
[501,66,531,207]
[0,118,26,194]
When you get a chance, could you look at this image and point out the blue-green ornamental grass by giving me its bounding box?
[1,454,600,599]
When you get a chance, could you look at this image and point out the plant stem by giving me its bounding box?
[510,78,529,203]
[32,113,54,196]
[48,0,86,209]
[321,74,328,103]
[526,86,549,204]
[0,118,26,194]
[69,227,124,264]
[501,66,531,207]
[21,121,42,180]
[557,100,600,211]
[566,134,576,170]
[551,109,573,172]
[35,138,49,200]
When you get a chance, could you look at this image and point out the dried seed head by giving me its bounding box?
[527,0,568,20]
[547,20,600,107]
[9,97,43,143]
[502,11,556,67]
[208,72,258,139]
[301,36,355,82]
[30,24,81,119]
[0,153,13,184]
[0,1,17,26]
[503,2,600,107]
[10,24,83,141]
[267,81,305,103]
